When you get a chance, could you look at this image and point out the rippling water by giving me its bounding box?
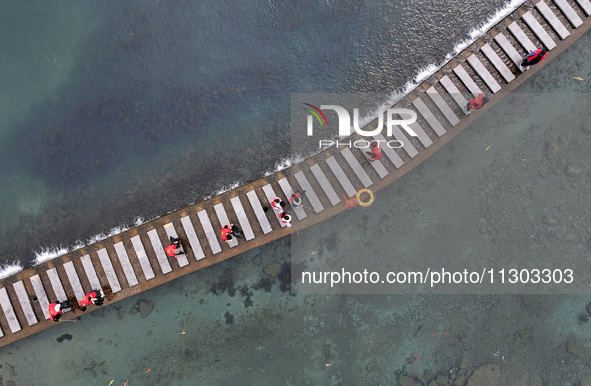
[0,0,511,268]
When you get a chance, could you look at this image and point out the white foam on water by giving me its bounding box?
[85,224,131,245]
[203,181,244,200]
[263,153,307,176]
[33,216,151,265]
[0,262,24,279]
[34,246,70,264]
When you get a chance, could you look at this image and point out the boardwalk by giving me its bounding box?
[0,0,590,348]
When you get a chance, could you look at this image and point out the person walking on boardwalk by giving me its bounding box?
[223,223,243,240]
[49,302,62,322]
[366,143,382,162]
[165,236,184,257]
[279,212,292,227]
[79,289,105,312]
[271,197,286,211]
[221,225,234,245]
[289,191,304,208]
[48,299,73,322]
[230,224,244,239]
[522,49,548,69]
[465,93,490,113]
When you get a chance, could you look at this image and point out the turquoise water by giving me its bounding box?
[1,19,591,385]
[0,0,511,267]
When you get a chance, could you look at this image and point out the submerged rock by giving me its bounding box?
[546,142,559,158]
[397,376,417,386]
[138,299,154,319]
[253,254,262,265]
[567,336,591,361]
[566,164,582,177]
[467,363,501,386]
[264,263,282,277]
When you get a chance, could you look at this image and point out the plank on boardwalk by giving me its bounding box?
[80,254,103,290]
[277,178,308,220]
[310,164,341,205]
[494,33,526,71]
[325,156,357,197]
[480,43,516,83]
[411,98,447,137]
[467,54,502,93]
[130,236,157,279]
[373,133,405,167]
[507,22,538,52]
[293,170,325,213]
[553,0,583,27]
[357,147,389,178]
[114,242,140,285]
[47,268,67,300]
[438,75,470,111]
[180,216,207,259]
[146,230,174,274]
[574,0,591,16]
[197,210,224,253]
[213,203,239,247]
[13,281,38,326]
[521,11,557,50]
[407,121,433,148]
[163,223,190,267]
[385,117,420,158]
[63,261,86,301]
[229,196,256,240]
[0,288,21,333]
[245,191,273,234]
[96,248,123,292]
[340,148,373,187]
[536,1,571,39]
[452,65,483,97]
[30,275,50,320]
[426,86,461,125]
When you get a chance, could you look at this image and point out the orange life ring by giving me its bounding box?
[356,188,374,207]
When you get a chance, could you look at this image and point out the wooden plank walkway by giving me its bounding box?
[536,0,571,39]
[522,11,558,50]
[0,0,590,348]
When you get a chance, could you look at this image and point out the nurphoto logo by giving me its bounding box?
[303,103,418,149]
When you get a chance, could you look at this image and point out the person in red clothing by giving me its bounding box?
[289,192,303,208]
[279,212,292,227]
[465,94,490,113]
[79,289,105,312]
[522,49,548,68]
[48,302,62,322]
[165,236,184,257]
[221,225,233,245]
[367,143,382,162]
[271,197,285,211]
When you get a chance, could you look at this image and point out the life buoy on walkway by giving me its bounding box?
[356,188,374,207]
